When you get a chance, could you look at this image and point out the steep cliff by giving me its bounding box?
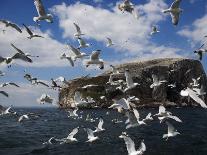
[59,58,207,108]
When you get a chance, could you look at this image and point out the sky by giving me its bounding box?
[0,0,207,107]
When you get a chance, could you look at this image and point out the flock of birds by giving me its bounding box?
[0,0,207,155]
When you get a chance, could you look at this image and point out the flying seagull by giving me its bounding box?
[150,26,160,35]
[0,19,22,33]
[67,108,78,117]
[93,118,105,133]
[60,53,74,67]
[73,23,84,38]
[162,0,183,25]
[85,50,104,69]
[77,37,90,49]
[23,24,44,39]
[18,114,29,122]
[106,37,114,47]
[150,74,167,88]
[163,121,180,140]
[33,0,53,23]
[119,134,146,155]
[67,44,88,61]
[37,94,53,104]
[85,128,99,142]
[124,69,139,92]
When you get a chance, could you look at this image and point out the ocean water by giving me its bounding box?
[0,107,207,155]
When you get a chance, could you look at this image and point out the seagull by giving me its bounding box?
[158,115,182,123]
[77,37,90,49]
[55,127,79,144]
[85,50,104,69]
[163,121,180,140]
[0,82,20,88]
[118,0,134,14]
[67,44,88,61]
[85,128,99,142]
[142,113,154,122]
[0,106,12,115]
[190,77,201,87]
[154,105,172,117]
[124,69,139,92]
[23,24,44,39]
[106,37,114,47]
[73,23,84,37]
[43,137,55,145]
[10,44,33,63]
[0,56,13,66]
[33,80,50,87]
[150,26,160,35]
[119,134,146,155]
[60,53,74,67]
[0,19,22,33]
[125,109,146,129]
[24,73,37,83]
[162,0,183,25]
[67,108,78,117]
[54,76,68,85]
[18,114,29,122]
[109,98,130,110]
[150,74,167,88]
[33,0,53,23]
[37,94,53,104]
[0,91,9,97]
[180,87,207,108]
[93,118,105,133]
[0,70,5,76]
[51,78,62,89]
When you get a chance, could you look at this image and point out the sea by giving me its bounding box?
[0,107,207,155]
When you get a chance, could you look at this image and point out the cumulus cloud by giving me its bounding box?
[51,0,182,60]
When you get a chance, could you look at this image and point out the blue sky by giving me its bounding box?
[0,0,207,107]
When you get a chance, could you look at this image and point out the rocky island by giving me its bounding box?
[59,58,207,108]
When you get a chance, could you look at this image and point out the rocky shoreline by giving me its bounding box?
[58,58,207,108]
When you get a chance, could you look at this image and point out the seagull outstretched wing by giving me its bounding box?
[67,127,79,139]
[34,0,46,16]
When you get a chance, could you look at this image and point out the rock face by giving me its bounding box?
[59,58,207,108]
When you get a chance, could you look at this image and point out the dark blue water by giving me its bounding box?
[0,107,207,155]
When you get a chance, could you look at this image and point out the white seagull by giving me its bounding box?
[106,37,114,47]
[77,37,90,49]
[0,106,12,115]
[60,53,74,67]
[163,121,180,140]
[119,134,146,155]
[73,23,84,37]
[0,19,22,33]
[68,108,78,117]
[150,26,160,35]
[33,0,53,23]
[67,44,88,61]
[124,69,139,92]
[23,24,44,39]
[143,112,154,122]
[85,50,104,70]
[162,0,183,25]
[93,118,105,133]
[85,128,99,142]
[37,94,54,104]
[150,74,167,88]
[154,105,172,117]
[158,115,182,123]
[109,98,130,110]
[18,114,29,122]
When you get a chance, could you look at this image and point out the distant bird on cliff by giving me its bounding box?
[67,44,88,61]
[124,69,139,92]
[93,118,105,133]
[150,26,160,35]
[55,127,79,144]
[180,87,207,108]
[119,134,146,155]
[37,94,53,104]
[106,38,114,47]
[0,19,22,33]
[23,24,44,39]
[33,0,53,23]
[85,50,104,70]
[150,74,167,88]
[85,128,99,142]
[0,82,20,88]
[0,91,9,97]
[77,37,90,49]
[73,23,84,38]
[162,0,183,25]
[163,121,180,140]
[18,114,29,122]
[190,76,201,87]
[60,53,74,67]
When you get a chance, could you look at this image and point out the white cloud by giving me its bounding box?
[51,0,182,61]
[177,14,207,47]
[0,24,69,68]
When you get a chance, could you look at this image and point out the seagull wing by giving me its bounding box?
[107,37,112,45]
[12,53,32,63]
[73,23,81,34]
[125,71,134,87]
[66,57,74,67]
[34,0,46,16]
[85,128,95,139]
[23,24,33,36]
[166,121,176,134]
[123,136,136,154]
[90,51,100,60]
[170,12,180,25]
[0,19,8,25]
[78,38,87,46]
[138,140,146,154]
[8,82,20,87]
[37,81,50,87]
[67,44,81,56]
[67,127,79,139]
[170,0,181,9]
[159,105,166,114]
[11,43,25,54]
[97,118,104,129]
[186,88,207,108]
[5,107,11,113]
[133,108,140,121]
[117,98,130,110]
[8,23,22,33]
[0,91,9,97]
[167,115,182,122]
